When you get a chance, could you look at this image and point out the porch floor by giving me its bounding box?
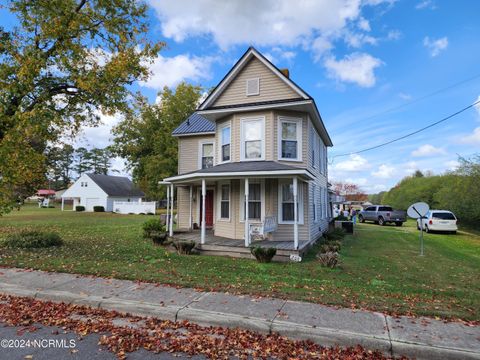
[172,230,311,252]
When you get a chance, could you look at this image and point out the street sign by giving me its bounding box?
[407,202,429,219]
[407,202,430,256]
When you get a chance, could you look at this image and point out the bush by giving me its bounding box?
[317,251,339,268]
[4,231,63,249]
[320,241,341,253]
[142,219,167,245]
[76,205,85,212]
[172,240,196,255]
[93,206,105,212]
[250,246,277,263]
[324,228,346,242]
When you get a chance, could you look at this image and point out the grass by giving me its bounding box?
[0,204,479,322]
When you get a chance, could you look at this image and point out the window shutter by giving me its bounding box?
[246,78,260,96]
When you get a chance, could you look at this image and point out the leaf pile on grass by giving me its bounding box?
[3,230,63,249]
[0,294,405,360]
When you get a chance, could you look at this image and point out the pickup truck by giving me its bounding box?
[358,205,406,226]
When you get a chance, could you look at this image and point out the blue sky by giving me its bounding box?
[3,0,480,192]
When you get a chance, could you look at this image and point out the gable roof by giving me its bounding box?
[172,113,215,137]
[86,174,144,197]
[198,47,312,111]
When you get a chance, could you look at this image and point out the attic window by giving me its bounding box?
[246,78,260,96]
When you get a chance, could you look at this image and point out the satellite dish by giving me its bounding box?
[407,202,430,219]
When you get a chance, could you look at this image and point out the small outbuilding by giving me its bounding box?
[61,173,145,212]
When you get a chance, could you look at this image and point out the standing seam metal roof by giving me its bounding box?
[172,113,215,136]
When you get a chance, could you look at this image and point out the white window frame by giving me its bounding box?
[240,116,265,161]
[217,181,231,221]
[277,116,303,162]
[277,179,304,225]
[198,141,215,169]
[313,184,318,223]
[239,179,265,223]
[218,121,231,164]
[246,77,260,96]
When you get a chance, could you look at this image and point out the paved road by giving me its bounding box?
[0,323,206,360]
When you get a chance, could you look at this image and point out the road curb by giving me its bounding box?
[1,283,479,360]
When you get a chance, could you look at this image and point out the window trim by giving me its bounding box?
[198,141,215,169]
[277,179,304,225]
[217,181,231,221]
[240,116,265,162]
[239,179,265,223]
[218,121,231,164]
[277,116,303,162]
[246,77,260,96]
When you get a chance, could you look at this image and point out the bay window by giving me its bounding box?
[220,184,230,219]
[220,125,231,162]
[240,180,263,221]
[278,180,303,224]
[201,143,214,169]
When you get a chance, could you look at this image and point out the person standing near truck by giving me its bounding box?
[350,208,357,225]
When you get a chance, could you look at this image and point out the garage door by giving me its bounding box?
[86,198,101,212]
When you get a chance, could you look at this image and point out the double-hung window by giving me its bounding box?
[241,118,264,161]
[220,125,231,162]
[201,143,214,169]
[220,184,230,220]
[278,117,302,161]
[278,180,303,224]
[310,127,316,168]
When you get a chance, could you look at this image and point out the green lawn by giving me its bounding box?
[0,205,479,322]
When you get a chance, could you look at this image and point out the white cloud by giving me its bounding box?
[415,0,436,10]
[334,154,371,172]
[411,144,447,157]
[399,92,412,100]
[474,95,480,117]
[140,54,214,90]
[445,160,459,171]
[76,112,123,149]
[372,164,395,178]
[311,36,334,61]
[423,36,448,57]
[459,127,480,145]
[358,17,371,32]
[344,32,378,48]
[345,177,368,186]
[386,29,402,40]
[324,52,383,87]
[149,0,363,49]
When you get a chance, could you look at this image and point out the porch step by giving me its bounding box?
[196,243,309,262]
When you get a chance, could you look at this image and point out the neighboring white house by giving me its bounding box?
[61,173,145,212]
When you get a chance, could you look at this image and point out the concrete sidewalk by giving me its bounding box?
[0,268,478,360]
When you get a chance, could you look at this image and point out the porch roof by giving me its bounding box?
[164,161,314,183]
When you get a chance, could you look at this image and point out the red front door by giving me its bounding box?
[200,190,214,227]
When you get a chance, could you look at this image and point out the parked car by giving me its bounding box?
[358,205,406,226]
[417,210,458,234]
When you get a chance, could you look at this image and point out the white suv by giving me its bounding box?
[417,210,458,234]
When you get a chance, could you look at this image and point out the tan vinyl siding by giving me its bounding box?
[178,135,215,174]
[213,58,300,108]
[176,186,191,229]
[273,110,308,168]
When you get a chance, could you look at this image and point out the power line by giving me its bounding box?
[351,73,480,124]
[331,99,480,159]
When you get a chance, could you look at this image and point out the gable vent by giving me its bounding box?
[246,78,260,96]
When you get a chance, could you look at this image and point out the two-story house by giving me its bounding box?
[163,47,333,259]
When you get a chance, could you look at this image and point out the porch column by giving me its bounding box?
[293,177,299,250]
[189,185,193,230]
[169,184,174,237]
[201,179,206,244]
[166,186,170,234]
[61,198,64,211]
[244,178,249,247]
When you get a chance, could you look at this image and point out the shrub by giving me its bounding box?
[4,231,63,249]
[324,228,346,242]
[317,251,339,268]
[76,205,85,212]
[142,219,167,245]
[172,240,196,255]
[93,206,105,212]
[320,241,341,253]
[250,246,277,263]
